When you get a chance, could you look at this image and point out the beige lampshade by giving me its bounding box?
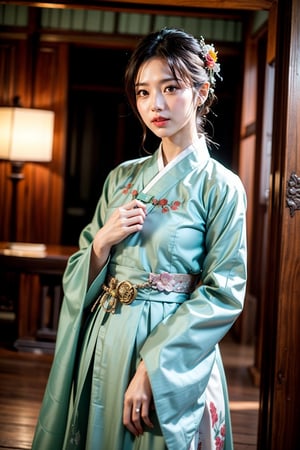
[0,107,54,162]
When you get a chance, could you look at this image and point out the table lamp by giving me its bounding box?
[0,105,55,246]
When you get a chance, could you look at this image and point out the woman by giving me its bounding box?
[32,28,247,450]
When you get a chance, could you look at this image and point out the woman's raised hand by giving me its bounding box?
[89,199,147,278]
[94,199,146,251]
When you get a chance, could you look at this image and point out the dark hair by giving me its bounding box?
[124,28,217,146]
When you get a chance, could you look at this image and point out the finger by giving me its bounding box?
[125,207,146,221]
[124,213,145,227]
[132,405,144,435]
[123,405,140,437]
[118,206,146,223]
[124,199,147,212]
[140,402,154,429]
[118,207,146,232]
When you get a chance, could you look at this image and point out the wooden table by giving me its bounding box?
[0,242,77,353]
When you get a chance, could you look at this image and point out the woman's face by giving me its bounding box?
[135,57,200,145]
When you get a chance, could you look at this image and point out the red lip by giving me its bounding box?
[152,116,169,127]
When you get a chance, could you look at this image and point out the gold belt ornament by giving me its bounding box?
[91,272,199,314]
[91,277,150,314]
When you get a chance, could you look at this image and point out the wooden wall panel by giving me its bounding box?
[25,43,69,244]
[239,136,256,261]
[238,29,257,293]
[0,40,68,244]
[240,36,257,139]
[48,44,69,244]
[235,135,256,343]
[0,39,28,242]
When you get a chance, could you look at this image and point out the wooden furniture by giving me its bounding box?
[0,242,77,353]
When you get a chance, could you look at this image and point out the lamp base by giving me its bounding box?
[9,161,25,181]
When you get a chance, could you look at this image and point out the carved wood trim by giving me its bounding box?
[286,172,300,217]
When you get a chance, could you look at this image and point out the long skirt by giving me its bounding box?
[62,300,228,450]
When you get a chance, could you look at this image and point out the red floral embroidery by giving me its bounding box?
[210,402,218,427]
[122,183,132,194]
[215,436,224,450]
[158,198,168,206]
[220,424,226,437]
[209,401,226,450]
[171,201,181,210]
[121,183,181,213]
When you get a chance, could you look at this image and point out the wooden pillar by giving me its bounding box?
[258,0,300,447]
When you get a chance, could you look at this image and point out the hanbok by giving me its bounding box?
[32,137,247,450]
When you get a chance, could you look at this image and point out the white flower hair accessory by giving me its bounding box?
[199,36,222,91]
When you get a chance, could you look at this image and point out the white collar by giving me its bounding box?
[157,136,209,171]
[143,136,209,195]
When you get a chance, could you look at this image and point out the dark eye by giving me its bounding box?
[165,85,178,93]
[136,89,148,97]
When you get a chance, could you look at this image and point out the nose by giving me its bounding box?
[152,105,162,112]
[151,91,163,111]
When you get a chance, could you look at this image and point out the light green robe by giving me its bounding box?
[32,138,247,450]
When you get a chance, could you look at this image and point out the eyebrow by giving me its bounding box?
[135,77,178,87]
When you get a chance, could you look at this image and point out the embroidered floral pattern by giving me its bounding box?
[122,183,181,213]
[210,401,226,450]
[151,197,181,213]
[149,272,196,293]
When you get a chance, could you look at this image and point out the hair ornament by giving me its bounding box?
[199,36,222,90]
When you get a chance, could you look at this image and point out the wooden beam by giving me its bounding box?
[3,0,274,12]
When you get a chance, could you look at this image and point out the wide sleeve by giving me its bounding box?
[32,172,114,450]
[140,173,247,450]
